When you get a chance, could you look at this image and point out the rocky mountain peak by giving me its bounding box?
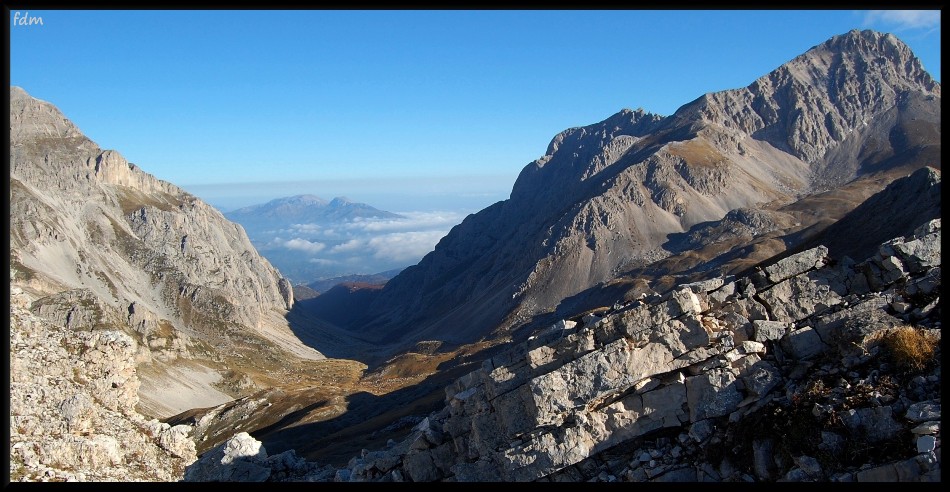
[783,29,939,100]
[540,106,664,160]
[684,29,939,164]
[511,106,665,210]
[820,29,938,86]
[10,86,90,145]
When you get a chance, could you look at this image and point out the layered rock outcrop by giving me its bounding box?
[340,218,940,482]
[190,215,940,482]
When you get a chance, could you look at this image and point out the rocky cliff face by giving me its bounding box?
[186,205,941,482]
[317,30,940,356]
[9,86,323,418]
[690,30,939,173]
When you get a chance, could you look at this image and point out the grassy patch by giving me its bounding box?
[667,139,726,167]
[116,186,183,215]
[9,256,36,282]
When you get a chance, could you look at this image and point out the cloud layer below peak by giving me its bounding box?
[247,210,468,282]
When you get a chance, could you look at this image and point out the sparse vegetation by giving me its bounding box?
[667,139,726,168]
[116,186,183,215]
[881,325,939,372]
[9,257,36,282]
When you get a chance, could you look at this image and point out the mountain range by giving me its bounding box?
[299,29,941,363]
[8,29,942,482]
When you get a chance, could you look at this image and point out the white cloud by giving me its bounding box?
[367,230,449,262]
[282,238,327,254]
[329,239,364,254]
[863,10,940,31]
[263,236,286,248]
[307,258,337,265]
[290,223,322,234]
[325,229,449,263]
[240,207,471,278]
[344,211,466,233]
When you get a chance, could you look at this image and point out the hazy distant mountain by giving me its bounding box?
[225,195,403,227]
[305,30,941,357]
[290,269,403,324]
[223,195,413,283]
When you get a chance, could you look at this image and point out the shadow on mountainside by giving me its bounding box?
[249,330,522,467]
[251,363,474,467]
[284,299,397,367]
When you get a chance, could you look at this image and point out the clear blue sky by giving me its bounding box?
[10,9,942,212]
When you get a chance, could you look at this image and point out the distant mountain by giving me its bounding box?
[305,269,403,294]
[306,30,941,358]
[296,282,387,329]
[225,195,403,228]
[292,284,321,302]
[291,270,401,302]
[223,195,409,284]
[292,270,403,327]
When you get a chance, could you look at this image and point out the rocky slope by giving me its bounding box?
[542,165,943,331]
[184,207,942,482]
[803,165,942,261]
[10,271,198,481]
[9,86,324,418]
[309,30,940,360]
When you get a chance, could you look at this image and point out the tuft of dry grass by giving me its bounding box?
[882,326,939,372]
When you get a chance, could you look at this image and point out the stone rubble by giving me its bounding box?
[183,432,336,482]
[9,269,198,482]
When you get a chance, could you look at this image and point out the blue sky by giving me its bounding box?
[10,9,942,214]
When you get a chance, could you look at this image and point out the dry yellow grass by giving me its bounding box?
[667,139,725,167]
[116,186,183,214]
[882,326,940,372]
